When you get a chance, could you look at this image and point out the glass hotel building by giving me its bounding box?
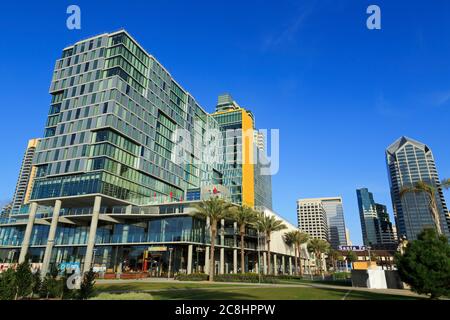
[0,30,298,277]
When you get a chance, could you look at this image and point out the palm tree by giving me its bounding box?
[442,178,450,190]
[307,238,330,277]
[283,231,297,274]
[256,213,287,275]
[328,249,342,272]
[400,181,442,235]
[292,231,309,276]
[193,197,233,281]
[231,205,259,274]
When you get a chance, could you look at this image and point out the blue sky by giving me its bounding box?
[1,0,449,245]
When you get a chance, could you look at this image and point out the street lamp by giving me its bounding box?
[168,247,174,279]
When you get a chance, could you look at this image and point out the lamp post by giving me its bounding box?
[168,247,173,279]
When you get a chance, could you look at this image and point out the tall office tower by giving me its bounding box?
[320,197,348,248]
[212,94,272,209]
[375,203,397,244]
[386,136,450,241]
[11,139,39,213]
[31,30,222,206]
[356,188,397,246]
[296,197,347,248]
[297,199,329,241]
[345,228,352,246]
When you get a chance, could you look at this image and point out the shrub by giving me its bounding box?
[277,275,304,281]
[0,268,17,300]
[332,272,351,280]
[395,228,450,299]
[78,269,96,300]
[40,275,63,299]
[175,273,209,281]
[15,262,33,299]
[214,273,279,283]
[31,270,42,298]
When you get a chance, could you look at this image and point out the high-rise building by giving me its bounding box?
[212,93,272,210]
[11,139,39,213]
[356,188,396,247]
[0,31,291,277]
[320,197,348,248]
[386,136,450,241]
[297,199,329,241]
[296,197,347,248]
[345,228,352,246]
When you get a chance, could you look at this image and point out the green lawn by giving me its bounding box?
[93,281,419,300]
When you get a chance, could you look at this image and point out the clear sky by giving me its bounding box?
[0,0,449,245]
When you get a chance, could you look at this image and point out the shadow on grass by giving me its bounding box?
[324,288,422,300]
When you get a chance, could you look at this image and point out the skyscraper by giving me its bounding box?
[11,139,39,213]
[356,188,396,247]
[386,136,450,241]
[296,197,347,248]
[212,93,272,210]
[0,31,284,277]
[297,199,329,241]
[320,197,348,248]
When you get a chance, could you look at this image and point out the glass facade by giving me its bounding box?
[31,31,222,205]
[212,95,272,209]
[386,137,450,241]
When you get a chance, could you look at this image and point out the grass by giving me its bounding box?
[95,282,243,293]
[93,281,420,300]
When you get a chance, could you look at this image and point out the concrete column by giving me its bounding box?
[233,222,237,247]
[273,254,278,275]
[187,245,193,274]
[18,202,38,263]
[220,219,225,245]
[125,204,132,214]
[233,249,238,273]
[204,246,210,274]
[282,256,286,275]
[83,196,101,273]
[262,252,267,275]
[219,247,225,274]
[41,200,62,277]
[289,257,293,275]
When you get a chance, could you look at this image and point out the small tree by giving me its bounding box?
[308,239,330,277]
[31,270,42,298]
[395,228,450,299]
[40,266,63,299]
[0,268,17,300]
[78,269,96,300]
[193,197,233,281]
[345,251,358,270]
[256,213,287,275]
[15,261,33,299]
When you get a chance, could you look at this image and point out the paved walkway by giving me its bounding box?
[96,277,429,299]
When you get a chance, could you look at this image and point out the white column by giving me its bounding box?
[262,252,267,275]
[233,249,237,273]
[282,256,286,275]
[289,257,293,275]
[220,247,225,274]
[204,246,210,274]
[187,245,193,274]
[83,196,101,273]
[273,254,278,275]
[41,200,62,277]
[125,204,132,214]
[18,202,38,263]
